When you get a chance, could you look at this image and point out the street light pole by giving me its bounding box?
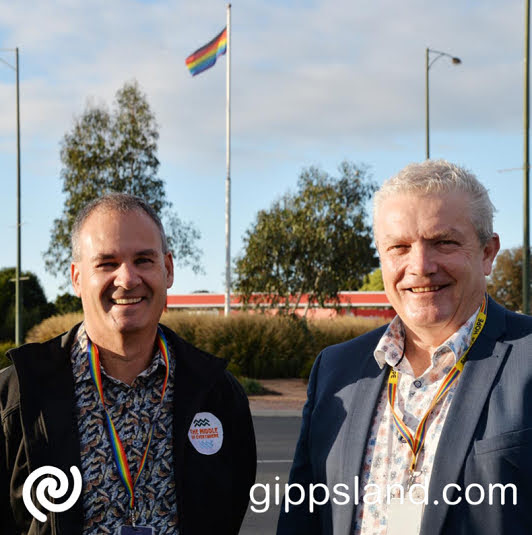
[1,47,22,345]
[425,48,430,160]
[524,0,530,315]
[224,3,232,317]
[425,47,462,160]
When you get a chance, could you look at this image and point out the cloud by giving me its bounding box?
[0,0,527,298]
[0,0,524,151]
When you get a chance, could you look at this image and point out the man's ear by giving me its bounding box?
[164,252,174,289]
[482,233,501,276]
[71,262,82,297]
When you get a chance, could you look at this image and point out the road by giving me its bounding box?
[239,415,302,535]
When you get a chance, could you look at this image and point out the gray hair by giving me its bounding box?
[373,159,496,245]
[71,193,168,261]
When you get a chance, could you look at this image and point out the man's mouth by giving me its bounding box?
[408,285,447,293]
[111,297,143,305]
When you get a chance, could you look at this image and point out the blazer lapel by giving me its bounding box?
[421,298,509,535]
[335,349,388,535]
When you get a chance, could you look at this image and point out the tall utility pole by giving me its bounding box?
[524,0,530,315]
[425,48,430,159]
[425,48,461,160]
[0,47,22,344]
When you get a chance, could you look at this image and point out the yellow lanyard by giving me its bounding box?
[387,295,488,482]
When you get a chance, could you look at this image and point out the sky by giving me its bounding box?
[0,0,528,302]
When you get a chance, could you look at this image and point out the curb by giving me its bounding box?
[251,409,302,417]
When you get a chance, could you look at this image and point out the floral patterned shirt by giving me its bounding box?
[71,323,178,534]
[355,307,480,535]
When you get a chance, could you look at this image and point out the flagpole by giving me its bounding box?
[224,3,232,317]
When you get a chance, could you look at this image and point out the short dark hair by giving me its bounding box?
[71,193,168,261]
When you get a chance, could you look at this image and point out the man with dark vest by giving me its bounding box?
[1,193,256,534]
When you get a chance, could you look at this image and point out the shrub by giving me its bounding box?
[161,311,386,378]
[239,377,268,395]
[0,341,15,370]
[309,316,384,351]
[25,312,83,343]
[297,316,387,378]
[161,311,315,378]
[26,311,387,378]
[299,317,386,378]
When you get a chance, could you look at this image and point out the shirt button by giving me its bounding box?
[414,380,422,388]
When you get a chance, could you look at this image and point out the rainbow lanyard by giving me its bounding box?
[387,295,487,482]
[87,328,170,524]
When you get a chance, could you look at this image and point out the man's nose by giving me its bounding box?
[408,244,437,276]
[114,262,141,289]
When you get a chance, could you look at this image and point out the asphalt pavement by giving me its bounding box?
[239,415,302,535]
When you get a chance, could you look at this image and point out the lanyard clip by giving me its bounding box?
[130,506,137,528]
[406,470,422,491]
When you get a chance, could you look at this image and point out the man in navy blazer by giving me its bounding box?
[277,160,532,535]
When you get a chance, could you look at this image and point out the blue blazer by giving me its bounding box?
[277,297,532,535]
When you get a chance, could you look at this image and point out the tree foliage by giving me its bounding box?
[234,162,378,313]
[44,80,202,284]
[359,267,385,291]
[53,292,83,315]
[0,268,53,341]
[487,247,531,312]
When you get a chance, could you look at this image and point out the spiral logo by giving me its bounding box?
[22,466,82,522]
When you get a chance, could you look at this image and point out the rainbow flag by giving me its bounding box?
[186,27,227,76]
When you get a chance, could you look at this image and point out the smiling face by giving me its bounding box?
[375,191,499,342]
[71,207,174,346]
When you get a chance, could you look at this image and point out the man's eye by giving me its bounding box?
[97,262,117,268]
[136,258,153,264]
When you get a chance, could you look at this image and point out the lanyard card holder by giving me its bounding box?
[118,527,154,534]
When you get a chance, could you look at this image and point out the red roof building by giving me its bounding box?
[166,292,396,320]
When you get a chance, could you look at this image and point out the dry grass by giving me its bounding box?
[0,341,15,370]
[161,311,387,378]
[309,316,386,350]
[161,311,314,378]
[25,312,83,343]
[24,310,387,378]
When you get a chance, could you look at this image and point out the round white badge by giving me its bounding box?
[188,412,224,455]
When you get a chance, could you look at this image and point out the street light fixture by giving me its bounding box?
[0,47,22,345]
[425,47,461,160]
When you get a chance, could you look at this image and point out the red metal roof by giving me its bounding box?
[166,291,392,309]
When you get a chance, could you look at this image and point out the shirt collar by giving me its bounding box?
[374,305,481,372]
[70,322,169,386]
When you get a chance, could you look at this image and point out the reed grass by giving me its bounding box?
[21,310,387,378]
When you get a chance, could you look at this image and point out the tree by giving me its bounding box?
[53,292,82,315]
[359,267,385,291]
[44,80,202,285]
[487,247,531,312]
[234,162,378,314]
[0,268,54,341]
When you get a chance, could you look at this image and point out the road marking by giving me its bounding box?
[257,460,293,463]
